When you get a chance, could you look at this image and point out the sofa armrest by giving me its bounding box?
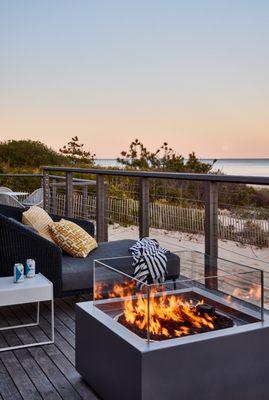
[0,215,63,297]
[49,213,95,237]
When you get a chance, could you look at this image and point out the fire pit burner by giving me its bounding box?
[97,287,258,343]
[116,301,234,341]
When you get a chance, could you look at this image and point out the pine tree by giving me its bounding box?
[59,136,95,165]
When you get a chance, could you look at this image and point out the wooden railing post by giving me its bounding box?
[43,171,50,212]
[65,172,73,217]
[204,181,218,289]
[96,175,108,242]
[40,175,44,189]
[51,179,57,214]
[82,185,88,220]
[139,177,149,239]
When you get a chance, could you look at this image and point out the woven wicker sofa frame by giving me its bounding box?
[0,204,180,298]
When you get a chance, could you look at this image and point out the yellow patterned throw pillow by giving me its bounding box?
[49,219,97,257]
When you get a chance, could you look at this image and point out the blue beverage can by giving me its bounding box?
[25,259,36,278]
[14,263,24,283]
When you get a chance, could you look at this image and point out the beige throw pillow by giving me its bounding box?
[49,219,97,257]
[22,206,55,243]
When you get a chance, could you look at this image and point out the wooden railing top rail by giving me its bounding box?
[50,181,96,187]
[0,173,95,183]
[2,169,269,186]
[0,173,42,177]
[42,166,269,186]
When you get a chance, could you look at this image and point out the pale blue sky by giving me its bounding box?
[0,1,268,157]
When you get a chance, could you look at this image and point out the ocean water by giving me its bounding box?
[95,158,269,177]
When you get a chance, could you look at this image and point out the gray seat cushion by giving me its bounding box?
[62,240,135,292]
[62,239,180,292]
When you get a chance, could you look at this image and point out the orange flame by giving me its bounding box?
[232,284,262,301]
[94,280,136,300]
[95,282,216,339]
[249,284,262,300]
[123,288,215,339]
[94,282,105,300]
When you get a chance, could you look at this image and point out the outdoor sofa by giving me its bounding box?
[0,204,180,297]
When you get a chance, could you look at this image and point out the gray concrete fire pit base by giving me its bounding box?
[76,301,269,400]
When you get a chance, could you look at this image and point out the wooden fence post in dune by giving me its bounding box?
[96,174,108,242]
[139,177,149,239]
[43,171,50,212]
[204,181,218,289]
[65,172,73,217]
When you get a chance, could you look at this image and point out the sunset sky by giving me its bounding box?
[0,1,268,158]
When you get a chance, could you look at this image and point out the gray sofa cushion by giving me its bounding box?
[62,239,135,292]
[62,239,180,292]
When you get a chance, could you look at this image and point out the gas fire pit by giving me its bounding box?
[116,290,235,341]
[76,250,269,400]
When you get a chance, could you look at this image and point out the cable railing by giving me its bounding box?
[1,168,269,290]
[40,166,269,290]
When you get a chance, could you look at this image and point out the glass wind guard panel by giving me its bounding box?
[93,252,263,344]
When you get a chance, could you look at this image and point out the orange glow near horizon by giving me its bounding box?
[1,101,268,158]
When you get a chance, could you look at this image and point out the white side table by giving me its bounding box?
[0,273,54,352]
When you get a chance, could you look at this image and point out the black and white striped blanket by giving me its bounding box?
[130,238,168,284]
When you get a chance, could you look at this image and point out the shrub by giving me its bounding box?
[240,221,269,248]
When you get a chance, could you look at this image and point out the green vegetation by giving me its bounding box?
[240,221,269,248]
[59,136,95,166]
[0,137,95,191]
[117,139,213,173]
[0,139,65,170]
[1,137,269,216]
[0,137,95,171]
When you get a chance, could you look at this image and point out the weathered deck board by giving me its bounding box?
[0,358,22,400]
[0,298,99,400]
[0,313,61,400]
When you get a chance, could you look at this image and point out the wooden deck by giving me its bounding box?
[0,296,99,400]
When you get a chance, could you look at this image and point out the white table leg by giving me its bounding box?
[0,300,54,352]
[51,298,55,343]
[0,302,40,332]
[37,301,40,325]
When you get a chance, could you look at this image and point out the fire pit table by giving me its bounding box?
[76,250,269,400]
